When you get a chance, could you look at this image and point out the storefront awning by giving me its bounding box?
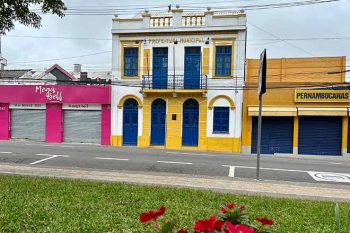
[248,107,297,116]
[298,107,348,116]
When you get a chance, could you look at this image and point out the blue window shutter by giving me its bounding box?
[213,107,230,133]
[124,47,138,77]
[215,46,232,77]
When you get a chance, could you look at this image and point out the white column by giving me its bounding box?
[142,12,151,28]
[204,10,213,26]
[111,86,119,136]
[172,8,183,27]
[112,34,120,80]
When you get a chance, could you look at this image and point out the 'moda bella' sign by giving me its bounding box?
[295,90,350,102]
[0,85,110,104]
[35,86,63,102]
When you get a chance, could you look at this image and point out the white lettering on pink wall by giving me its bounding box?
[35,86,63,102]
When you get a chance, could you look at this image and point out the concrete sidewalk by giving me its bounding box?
[0,163,349,202]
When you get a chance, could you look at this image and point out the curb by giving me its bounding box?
[0,163,349,202]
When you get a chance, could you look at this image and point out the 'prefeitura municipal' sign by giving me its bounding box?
[295,90,350,102]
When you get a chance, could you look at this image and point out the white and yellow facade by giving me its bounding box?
[110,8,247,152]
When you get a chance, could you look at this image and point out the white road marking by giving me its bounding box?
[328,162,344,165]
[0,152,12,154]
[165,151,218,157]
[42,145,54,147]
[61,145,75,148]
[228,166,235,177]
[31,154,69,165]
[95,157,129,161]
[222,165,350,184]
[222,165,307,173]
[157,160,193,165]
[308,171,350,183]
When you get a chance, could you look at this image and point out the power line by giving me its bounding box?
[5,34,350,42]
[3,35,111,41]
[1,77,349,91]
[8,51,112,65]
[247,22,346,67]
[1,69,348,83]
[6,65,348,72]
[29,0,340,16]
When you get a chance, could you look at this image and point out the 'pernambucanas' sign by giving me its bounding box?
[295,90,350,102]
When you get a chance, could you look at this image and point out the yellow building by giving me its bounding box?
[242,56,349,156]
[110,8,247,153]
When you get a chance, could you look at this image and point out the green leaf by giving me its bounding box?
[160,220,176,233]
[335,203,340,233]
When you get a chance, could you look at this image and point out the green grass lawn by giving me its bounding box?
[0,175,349,233]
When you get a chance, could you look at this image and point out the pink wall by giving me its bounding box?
[46,104,63,143]
[0,85,111,104]
[0,103,10,140]
[0,85,111,145]
[101,105,111,145]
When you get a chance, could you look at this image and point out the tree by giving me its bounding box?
[0,0,67,34]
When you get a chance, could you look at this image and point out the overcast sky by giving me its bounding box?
[1,0,349,71]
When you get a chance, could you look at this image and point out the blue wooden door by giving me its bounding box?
[152,48,168,89]
[251,117,294,154]
[184,47,201,89]
[151,99,166,145]
[182,99,199,146]
[123,99,138,145]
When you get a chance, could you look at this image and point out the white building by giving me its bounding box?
[110,8,247,152]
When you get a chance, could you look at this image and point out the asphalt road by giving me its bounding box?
[0,140,350,186]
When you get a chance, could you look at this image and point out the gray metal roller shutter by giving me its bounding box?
[63,110,101,143]
[11,110,45,140]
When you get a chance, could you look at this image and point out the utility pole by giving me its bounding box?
[256,49,267,180]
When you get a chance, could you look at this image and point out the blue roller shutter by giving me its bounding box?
[299,116,342,156]
[252,117,293,154]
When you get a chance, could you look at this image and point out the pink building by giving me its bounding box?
[0,84,111,145]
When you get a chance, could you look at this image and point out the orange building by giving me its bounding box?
[242,56,348,156]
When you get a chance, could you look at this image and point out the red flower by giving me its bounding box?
[227,203,235,209]
[256,217,274,226]
[177,229,188,233]
[224,222,255,233]
[139,206,166,223]
[194,215,224,232]
[235,224,255,233]
[221,203,236,213]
